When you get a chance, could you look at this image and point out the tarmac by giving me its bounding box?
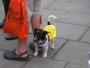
[0,0,90,68]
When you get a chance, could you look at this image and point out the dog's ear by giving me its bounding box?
[44,31,48,35]
[34,28,38,37]
[34,28,38,32]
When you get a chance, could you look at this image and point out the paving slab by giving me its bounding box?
[41,8,90,26]
[48,0,90,13]
[81,29,90,43]
[42,0,90,26]
[0,50,25,68]
[0,31,32,51]
[41,0,56,8]
[42,20,88,40]
[28,34,67,58]
[23,57,66,68]
[0,30,18,50]
[41,8,67,22]
[65,62,87,68]
[46,0,69,11]
[0,0,90,68]
[27,34,33,43]
[53,41,90,66]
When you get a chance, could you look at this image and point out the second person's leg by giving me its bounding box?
[0,0,10,28]
[30,0,42,52]
[31,0,42,32]
[1,0,17,40]
[2,0,10,16]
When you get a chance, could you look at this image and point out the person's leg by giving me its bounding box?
[30,0,42,53]
[3,0,29,61]
[16,39,28,56]
[1,0,17,40]
[31,15,41,32]
[2,0,10,16]
[0,0,10,28]
[31,0,42,32]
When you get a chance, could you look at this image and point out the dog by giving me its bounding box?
[33,15,57,58]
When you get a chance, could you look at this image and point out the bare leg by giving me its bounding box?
[31,15,41,32]
[15,39,28,57]
[31,0,42,32]
[29,0,42,53]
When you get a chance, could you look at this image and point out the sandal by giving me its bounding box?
[3,49,29,61]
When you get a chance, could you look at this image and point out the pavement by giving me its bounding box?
[0,0,90,68]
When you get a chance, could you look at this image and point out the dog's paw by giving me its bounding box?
[43,54,47,58]
[51,45,55,49]
[34,52,38,56]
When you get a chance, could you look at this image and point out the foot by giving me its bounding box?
[51,44,55,49]
[34,52,38,56]
[3,49,29,61]
[43,53,47,58]
[29,42,42,55]
[0,22,4,28]
[5,37,17,40]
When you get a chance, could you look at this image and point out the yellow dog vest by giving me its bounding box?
[44,25,56,40]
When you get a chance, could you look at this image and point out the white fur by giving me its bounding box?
[34,39,55,58]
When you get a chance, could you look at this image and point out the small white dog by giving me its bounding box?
[33,15,57,58]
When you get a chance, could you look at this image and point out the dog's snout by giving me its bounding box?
[33,36,36,41]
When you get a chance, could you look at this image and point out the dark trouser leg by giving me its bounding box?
[2,0,17,39]
[2,0,10,16]
[0,0,10,28]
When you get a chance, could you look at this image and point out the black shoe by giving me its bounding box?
[3,50,29,61]
[29,42,42,55]
[0,19,5,28]
[0,22,4,28]
[5,37,17,40]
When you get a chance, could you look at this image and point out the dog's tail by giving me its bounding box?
[47,15,57,25]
